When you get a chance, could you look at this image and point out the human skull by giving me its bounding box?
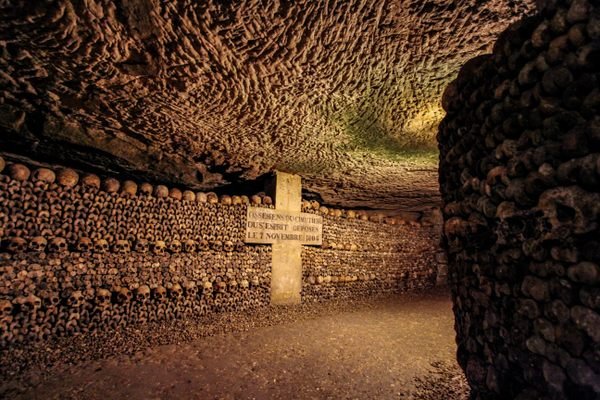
[154,185,169,198]
[169,188,183,200]
[134,239,149,253]
[250,195,262,205]
[231,195,242,205]
[183,281,197,298]
[199,240,211,252]
[81,173,101,188]
[56,168,79,187]
[319,206,329,215]
[102,178,120,193]
[202,281,213,295]
[48,237,68,253]
[262,195,273,206]
[114,287,131,304]
[310,200,320,210]
[139,182,153,195]
[94,239,109,253]
[152,286,167,302]
[301,199,312,211]
[196,192,208,203]
[168,240,181,253]
[76,237,93,252]
[240,195,250,204]
[183,240,196,253]
[206,192,218,204]
[7,237,27,253]
[120,180,137,197]
[135,285,150,303]
[66,290,84,308]
[8,163,30,181]
[152,240,167,255]
[95,288,112,309]
[29,236,47,252]
[223,240,234,252]
[113,240,131,253]
[235,241,245,252]
[32,168,56,184]
[182,191,196,201]
[220,195,232,205]
[211,240,223,251]
[168,283,183,300]
[215,281,227,293]
[346,210,356,219]
[18,294,42,314]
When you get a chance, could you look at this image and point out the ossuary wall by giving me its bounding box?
[302,217,439,302]
[438,1,599,399]
[0,156,440,349]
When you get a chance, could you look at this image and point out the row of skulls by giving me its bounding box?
[0,157,274,206]
[0,157,408,225]
[1,277,265,321]
[301,199,419,226]
[4,236,247,254]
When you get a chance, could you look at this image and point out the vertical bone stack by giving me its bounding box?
[438,1,600,398]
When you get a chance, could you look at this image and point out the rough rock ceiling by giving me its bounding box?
[0,0,535,211]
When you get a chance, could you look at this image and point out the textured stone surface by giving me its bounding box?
[0,0,534,211]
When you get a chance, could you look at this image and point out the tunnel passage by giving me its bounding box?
[438,1,600,399]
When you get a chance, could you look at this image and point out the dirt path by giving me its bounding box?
[3,290,468,399]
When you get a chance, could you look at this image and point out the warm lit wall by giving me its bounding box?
[0,158,441,347]
[302,216,439,301]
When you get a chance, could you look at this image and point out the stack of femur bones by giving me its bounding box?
[0,157,276,347]
[438,1,599,399]
[301,212,439,302]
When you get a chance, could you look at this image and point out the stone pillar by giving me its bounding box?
[267,171,302,305]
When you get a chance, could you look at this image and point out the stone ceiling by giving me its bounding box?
[0,0,535,211]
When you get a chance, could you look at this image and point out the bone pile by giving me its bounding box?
[0,160,272,347]
[439,1,600,398]
[0,158,442,348]
[301,201,440,302]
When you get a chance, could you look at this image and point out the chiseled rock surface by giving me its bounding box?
[0,0,533,210]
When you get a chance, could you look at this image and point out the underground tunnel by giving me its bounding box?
[0,0,599,399]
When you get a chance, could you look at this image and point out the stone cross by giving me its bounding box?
[244,171,322,305]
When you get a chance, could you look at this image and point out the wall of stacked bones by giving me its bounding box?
[439,1,600,399]
[302,212,439,302]
[0,157,440,347]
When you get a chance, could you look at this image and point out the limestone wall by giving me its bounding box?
[0,158,440,348]
[438,1,600,398]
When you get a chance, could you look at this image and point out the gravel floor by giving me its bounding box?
[0,288,469,399]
